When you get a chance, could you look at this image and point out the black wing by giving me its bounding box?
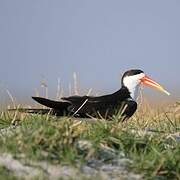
[31,87,136,120]
[62,87,131,118]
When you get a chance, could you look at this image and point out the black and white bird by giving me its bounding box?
[15,69,170,121]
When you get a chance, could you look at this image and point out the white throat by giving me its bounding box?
[123,73,145,100]
[127,84,140,100]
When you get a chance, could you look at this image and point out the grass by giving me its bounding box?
[0,103,179,179]
[0,166,18,180]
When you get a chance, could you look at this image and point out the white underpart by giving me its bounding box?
[123,73,145,100]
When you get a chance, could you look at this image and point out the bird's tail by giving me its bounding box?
[8,97,71,116]
[32,96,70,109]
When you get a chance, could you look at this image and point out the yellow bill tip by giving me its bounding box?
[163,90,170,96]
[159,87,170,96]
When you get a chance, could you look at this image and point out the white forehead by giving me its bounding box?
[123,73,145,84]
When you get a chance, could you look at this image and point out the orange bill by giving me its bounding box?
[141,76,170,95]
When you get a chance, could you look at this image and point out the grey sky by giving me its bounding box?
[0,1,179,104]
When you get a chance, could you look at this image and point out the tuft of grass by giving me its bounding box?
[0,103,179,179]
[0,166,18,180]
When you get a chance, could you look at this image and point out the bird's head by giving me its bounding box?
[121,69,170,100]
